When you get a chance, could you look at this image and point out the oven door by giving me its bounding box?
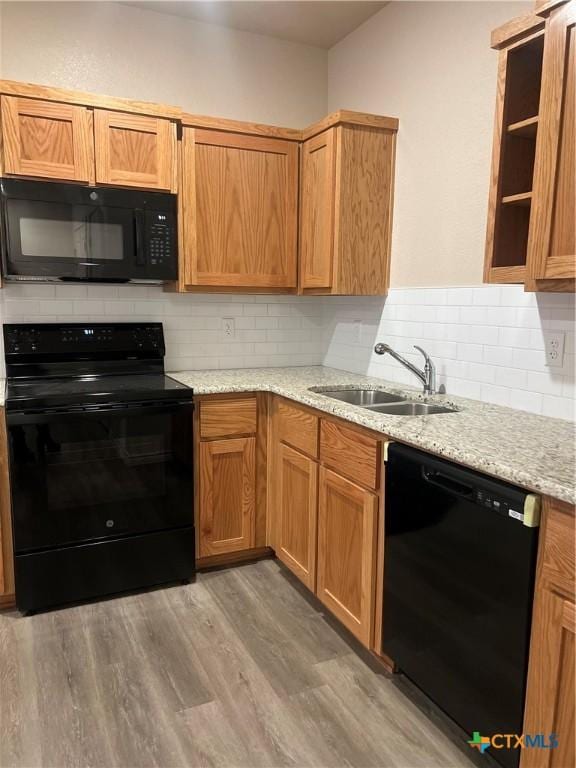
[7,401,194,554]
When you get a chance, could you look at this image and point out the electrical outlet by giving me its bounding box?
[544,331,565,368]
[223,317,235,339]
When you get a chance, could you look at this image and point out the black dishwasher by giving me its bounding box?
[383,444,539,768]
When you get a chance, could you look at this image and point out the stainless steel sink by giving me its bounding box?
[366,401,458,415]
[315,389,407,406]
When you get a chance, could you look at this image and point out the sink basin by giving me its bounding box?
[366,401,458,415]
[315,389,407,406]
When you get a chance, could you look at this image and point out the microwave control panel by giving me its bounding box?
[146,211,175,267]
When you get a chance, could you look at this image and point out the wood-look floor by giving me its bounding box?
[0,559,476,768]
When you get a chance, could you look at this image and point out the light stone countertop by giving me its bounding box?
[168,365,576,506]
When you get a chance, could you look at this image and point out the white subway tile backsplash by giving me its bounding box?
[324,285,575,421]
[0,283,573,421]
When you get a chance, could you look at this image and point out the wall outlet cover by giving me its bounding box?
[223,317,236,339]
[544,331,565,368]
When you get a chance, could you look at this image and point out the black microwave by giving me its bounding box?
[0,179,178,283]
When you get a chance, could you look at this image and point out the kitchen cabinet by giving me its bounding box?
[179,122,299,290]
[317,466,378,646]
[484,1,575,291]
[299,113,398,295]
[1,95,94,182]
[196,394,268,563]
[0,82,179,192]
[275,443,318,590]
[525,0,575,290]
[94,110,176,191]
[269,396,384,650]
[521,498,575,768]
[199,437,256,557]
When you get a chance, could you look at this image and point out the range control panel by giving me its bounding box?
[4,323,165,356]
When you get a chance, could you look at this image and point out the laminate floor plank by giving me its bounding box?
[0,559,476,768]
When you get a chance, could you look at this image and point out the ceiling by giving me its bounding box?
[122,1,388,49]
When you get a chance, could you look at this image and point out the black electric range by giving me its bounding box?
[3,322,195,613]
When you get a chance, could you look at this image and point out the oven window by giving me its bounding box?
[9,407,193,552]
[20,217,124,260]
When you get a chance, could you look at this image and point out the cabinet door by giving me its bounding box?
[199,437,255,557]
[94,110,175,191]
[276,443,318,590]
[183,128,298,288]
[1,96,94,182]
[300,128,336,289]
[317,467,377,646]
[521,590,575,768]
[527,3,576,286]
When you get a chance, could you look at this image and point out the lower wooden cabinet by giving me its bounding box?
[521,498,575,768]
[198,437,255,557]
[275,443,318,590]
[316,466,378,646]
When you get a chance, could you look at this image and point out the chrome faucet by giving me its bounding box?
[374,343,437,395]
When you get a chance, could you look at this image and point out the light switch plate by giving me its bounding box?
[544,331,565,368]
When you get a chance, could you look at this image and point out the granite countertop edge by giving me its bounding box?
[167,366,576,506]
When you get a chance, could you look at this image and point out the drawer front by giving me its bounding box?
[276,399,319,458]
[320,419,380,490]
[200,398,257,439]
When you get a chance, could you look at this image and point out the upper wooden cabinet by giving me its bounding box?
[180,124,299,290]
[1,96,94,182]
[485,1,575,292]
[526,1,575,290]
[94,110,176,191]
[300,129,336,289]
[300,114,398,295]
[0,82,179,192]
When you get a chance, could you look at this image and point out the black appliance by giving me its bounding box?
[4,322,194,613]
[1,179,177,283]
[383,444,539,768]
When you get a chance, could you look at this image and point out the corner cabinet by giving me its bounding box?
[175,110,398,295]
[521,498,575,768]
[179,123,299,291]
[484,0,575,292]
[299,114,398,295]
[269,397,385,651]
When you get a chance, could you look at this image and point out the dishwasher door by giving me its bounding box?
[383,444,539,768]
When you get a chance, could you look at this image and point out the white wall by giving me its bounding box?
[0,1,327,126]
[328,0,531,287]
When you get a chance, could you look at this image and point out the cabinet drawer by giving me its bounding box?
[320,419,380,490]
[276,399,319,458]
[200,398,257,439]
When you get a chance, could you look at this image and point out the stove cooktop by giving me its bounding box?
[5,373,192,411]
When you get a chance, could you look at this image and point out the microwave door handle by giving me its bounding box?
[134,210,146,266]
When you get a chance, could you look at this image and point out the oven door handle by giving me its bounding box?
[6,400,194,425]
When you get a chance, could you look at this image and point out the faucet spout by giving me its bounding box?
[374,342,436,395]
